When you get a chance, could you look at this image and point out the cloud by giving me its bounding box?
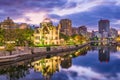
[0,0,67,21]
[50,0,104,16]
[57,65,120,80]
[15,11,48,24]
[0,0,120,31]
[48,3,120,30]
[58,66,105,80]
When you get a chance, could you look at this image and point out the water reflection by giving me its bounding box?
[99,46,110,62]
[0,60,31,80]
[61,56,72,69]
[31,56,72,80]
[91,42,117,53]
[31,46,90,80]
[91,44,117,63]
[0,45,120,80]
[32,56,61,79]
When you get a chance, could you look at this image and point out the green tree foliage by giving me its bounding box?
[0,65,29,80]
[1,28,34,46]
[60,33,69,41]
[71,34,88,44]
[0,28,5,45]
[15,29,34,46]
[4,29,17,41]
[5,43,15,55]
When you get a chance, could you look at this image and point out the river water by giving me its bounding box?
[0,44,120,80]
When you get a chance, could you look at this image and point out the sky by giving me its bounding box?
[0,0,120,32]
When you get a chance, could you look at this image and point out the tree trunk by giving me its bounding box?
[9,51,12,55]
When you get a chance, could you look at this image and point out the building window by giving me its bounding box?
[35,29,39,33]
[56,31,58,34]
[52,42,54,45]
[55,37,58,40]
[35,36,40,40]
[57,41,58,44]
[45,37,48,40]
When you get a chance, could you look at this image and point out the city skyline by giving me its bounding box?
[0,0,120,32]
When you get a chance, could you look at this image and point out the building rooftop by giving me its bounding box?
[43,18,52,23]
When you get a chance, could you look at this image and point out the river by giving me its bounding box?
[0,44,120,80]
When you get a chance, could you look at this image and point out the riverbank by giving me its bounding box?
[0,42,90,64]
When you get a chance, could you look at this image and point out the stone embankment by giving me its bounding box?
[0,42,90,64]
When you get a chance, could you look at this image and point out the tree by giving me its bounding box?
[5,43,15,55]
[74,35,81,43]
[71,34,83,44]
[4,29,17,41]
[3,28,34,47]
[60,33,70,41]
[15,28,34,46]
[0,28,5,45]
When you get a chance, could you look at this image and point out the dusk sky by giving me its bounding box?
[0,0,120,31]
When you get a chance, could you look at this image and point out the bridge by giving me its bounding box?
[90,40,117,44]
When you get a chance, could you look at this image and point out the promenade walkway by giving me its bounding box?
[0,42,90,64]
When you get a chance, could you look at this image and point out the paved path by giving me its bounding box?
[0,42,90,63]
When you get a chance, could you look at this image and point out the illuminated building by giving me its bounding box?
[78,26,87,34]
[92,31,102,38]
[59,19,72,36]
[98,19,110,38]
[0,17,18,29]
[109,28,118,38]
[117,46,120,51]
[72,27,79,35]
[33,18,60,45]
[78,26,89,38]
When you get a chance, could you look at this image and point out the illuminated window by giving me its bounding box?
[56,31,58,34]
[55,37,58,40]
[35,36,40,40]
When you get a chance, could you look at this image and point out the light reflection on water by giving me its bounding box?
[0,45,120,80]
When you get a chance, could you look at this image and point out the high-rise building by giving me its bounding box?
[78,25,90,38]
[72,27,79,35]
[78,26,87,35]
[78,26,87,32]
[91,31,102,38]
[110,28,118,38]
[59,19,72,36]
[98,19,110,37]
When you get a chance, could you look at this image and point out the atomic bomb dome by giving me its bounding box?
[43,18,52,23]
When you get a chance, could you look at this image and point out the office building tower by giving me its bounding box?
[59,19,72,36]
[98,19,110,38]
